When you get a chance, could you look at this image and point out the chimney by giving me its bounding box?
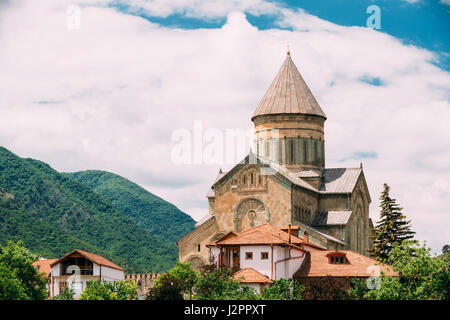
[304,231,309,243]
[288,224,292,244]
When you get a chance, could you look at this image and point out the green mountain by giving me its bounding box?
[62,170,195,248]
[0,147,194,273]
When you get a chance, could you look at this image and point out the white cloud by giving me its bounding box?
[440,0,450,6]
[0,1,449,254]
[115,0,281,19]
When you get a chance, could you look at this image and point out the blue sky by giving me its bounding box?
[110,0,450,71]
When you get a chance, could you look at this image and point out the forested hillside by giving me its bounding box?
[0,147,191,273]
[63,170,195,248]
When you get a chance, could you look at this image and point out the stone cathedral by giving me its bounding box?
[178,52,373,269]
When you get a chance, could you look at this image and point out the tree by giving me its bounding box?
[51,286,75,300]
[160,262,198,299]
[362,241,449,300]
[194,267,259,300]
[0,263,28,300]
[369,183,415,261]
[0,241,48,300]
[146,273,184,300]
[260,279,304,300]
[300,276,350,300]
[78,280,137,300]
[442,245,449,254]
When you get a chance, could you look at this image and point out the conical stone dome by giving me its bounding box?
[252,53,326,120]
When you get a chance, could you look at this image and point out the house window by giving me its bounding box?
[251,173,253,185]
[261,252,269,260]
[197,244,201,252]
[245,252,253,260]
[329,255,346,264]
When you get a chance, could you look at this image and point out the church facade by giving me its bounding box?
[177,52,373,270]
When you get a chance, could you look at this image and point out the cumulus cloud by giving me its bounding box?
[0,0,449,254]
[115,0,282,19]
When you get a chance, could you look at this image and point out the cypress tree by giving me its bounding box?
[369,183,415,261]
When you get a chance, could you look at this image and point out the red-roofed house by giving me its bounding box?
[293,250,397,290]
[207,223,396,294]
[34,249,125,299]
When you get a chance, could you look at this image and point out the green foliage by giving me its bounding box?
[260,279,304,300]
[0,241,48,300]
[194,267,259,300]
[63,170,195,250]
[159,262,199,299]
[51,286,75,300]
[369,183,415,261]
[301,276,351,300]
[349,278,371,300]
[146,273,185,300]
[78,280,138,300]
[0,146,189,272]
[358,241,449,300]
[442,245,450,255]
[0,263,28,300]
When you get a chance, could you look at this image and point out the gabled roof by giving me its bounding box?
[238,223,304,245]
[296,222,346,245]
[206,170,227,198]
[211,153,364,198]
[252,53,326,120]
[294,250,398,278]
[213,228,289,246]
[50,249,125,271]
[319,168,362,194]
[233,267,272,284]
[298,170,322,178]
[195,213,215,228]
[33,259,58,277]
[311,211,353,226]
[209,223,325,250]
[211,152,317,193]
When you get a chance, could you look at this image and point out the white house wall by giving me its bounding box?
[274,247,305,280]
[210,247,220,265]
[239,245,272,278]
[48,263,124,299]
[210,245,306,282]
[51,264,61,276]
[100,266,125,282]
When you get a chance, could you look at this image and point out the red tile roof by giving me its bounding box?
[33,259,58,277]
[233,268,272,284]
[50,249,125,271]
[294,250,398,278]
[208,223,325,250]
